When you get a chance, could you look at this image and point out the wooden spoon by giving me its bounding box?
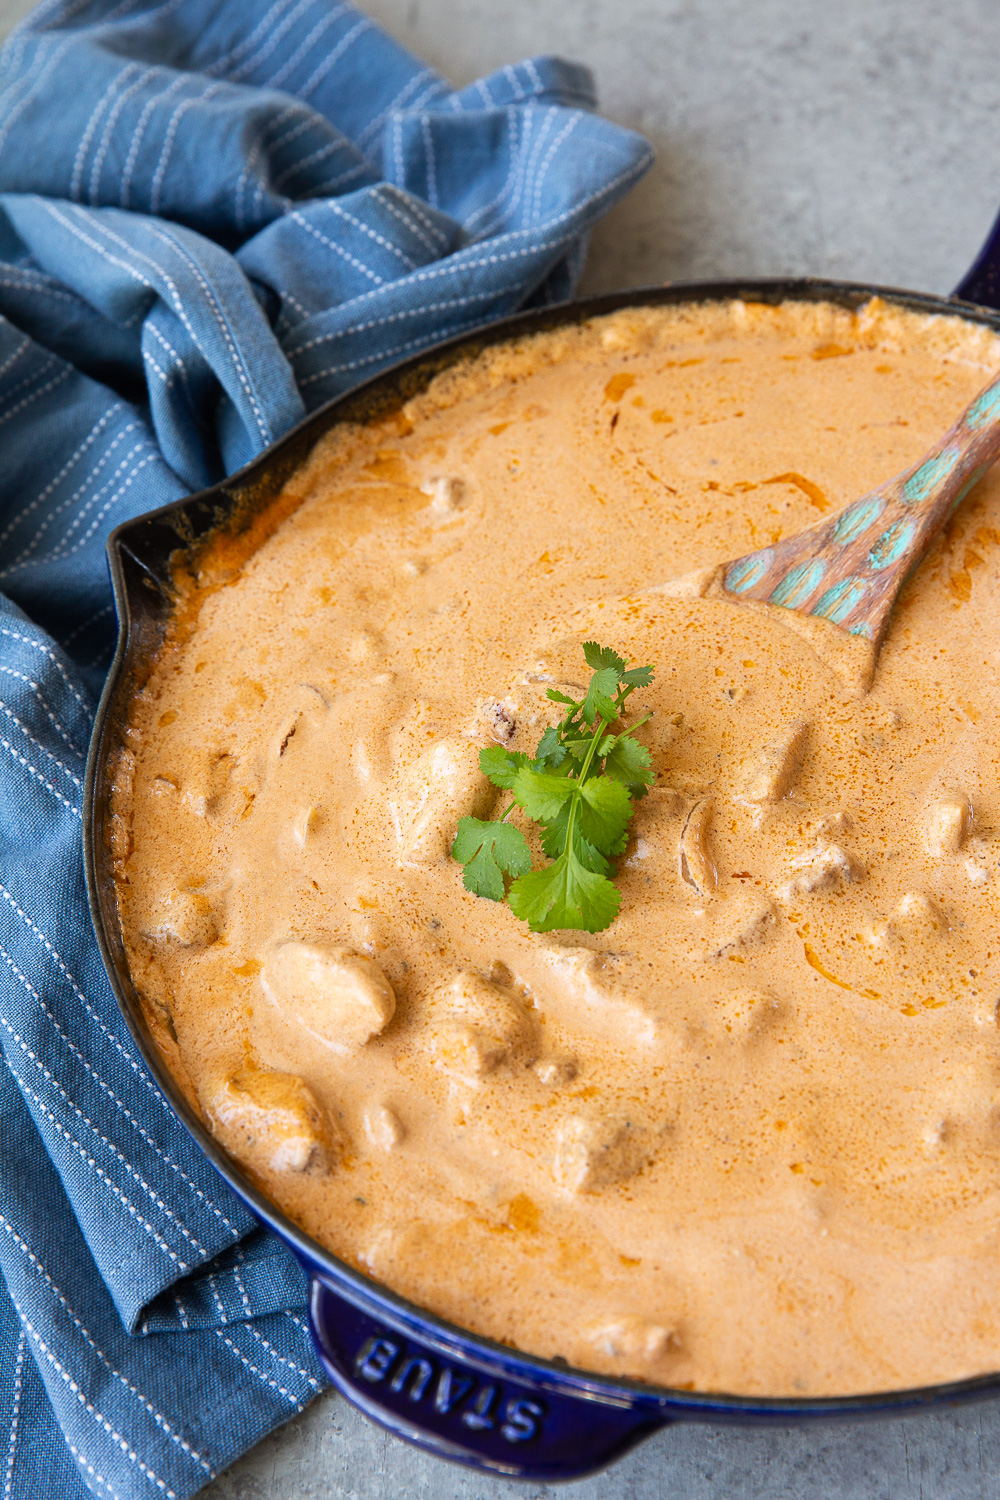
[719,367,1000,650]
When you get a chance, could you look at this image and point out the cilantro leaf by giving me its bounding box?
[511,765,576,822]
[540,820,612,874]
[452,817,533,901]
[582,666,620,725]
[508,845,621,932]
[603,733,654,795]
[583,641,627,675]
[577,775,633,855]
[561,736,593,766]
[539,802,572,860]
[544,688,578,706]
[621,664,654,688]
[534,725,567,766]
[575,834,611,875]
[479,745,528,790]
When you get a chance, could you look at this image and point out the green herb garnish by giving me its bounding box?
[452,642,655,933]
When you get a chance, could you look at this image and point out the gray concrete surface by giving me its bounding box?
[201,1396,1000,1500]
[3,0,1000,1492]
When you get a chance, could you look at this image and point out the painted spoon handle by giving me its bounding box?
[722,367,1000,647]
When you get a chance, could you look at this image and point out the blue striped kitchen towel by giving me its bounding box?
[0,0,652,1495]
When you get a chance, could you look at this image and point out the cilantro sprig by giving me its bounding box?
[452,643,655,933]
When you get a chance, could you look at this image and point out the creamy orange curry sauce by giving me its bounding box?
[114,298,1000,1396]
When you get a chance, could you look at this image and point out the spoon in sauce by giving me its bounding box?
[718,364,1000,651]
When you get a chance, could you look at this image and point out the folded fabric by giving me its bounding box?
[0,2,652,1496]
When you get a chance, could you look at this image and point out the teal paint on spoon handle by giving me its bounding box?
[722,363,1000,650]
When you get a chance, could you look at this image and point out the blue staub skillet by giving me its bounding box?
[83,225,1000,1481]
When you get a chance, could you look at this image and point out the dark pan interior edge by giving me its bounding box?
[84,277,1000,1420]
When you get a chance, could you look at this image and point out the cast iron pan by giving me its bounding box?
[83,221,1000,1481]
